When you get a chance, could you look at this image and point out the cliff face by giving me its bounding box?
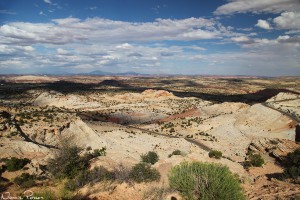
[296,124,300,142]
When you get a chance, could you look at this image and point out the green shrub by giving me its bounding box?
[168,150,182,158]
[14,173,36,188]
[81,147,107,164]
[47,144,89,179]
[129,162,160,183]
[65,166,114,191]
[249,154,264,167]
[283,148,300,179]
[168,162,245,200]
[93,147,107,157]
[141,151,159,165]
[113,163,131,183]
[208,150,222,159]
[3,157,30,172]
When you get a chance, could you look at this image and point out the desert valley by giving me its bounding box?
[0,75,299,199]
[1,0,300,199]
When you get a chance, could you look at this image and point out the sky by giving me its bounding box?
[0,0,300,76]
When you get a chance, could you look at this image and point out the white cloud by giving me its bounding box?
[39,11,46,16]
[0,45,33,55]
[0,16,298,75]
[0,24,36,40]
[116,43,133,49]
[214,0,300,15]
[56,48,70,55]
[1,59,22,66]
[231,36,255,44]
[277,35,300,45]
[0,17,232,47]
[52,17,81,25]
[43,0,52,5]
[273,12,300,30]
[181,29,218,39]
[231,35,300,48]
[255,19,272,30]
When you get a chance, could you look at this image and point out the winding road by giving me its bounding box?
[261,98,300,123]
[78,113,212,152]
[74,95,300,153]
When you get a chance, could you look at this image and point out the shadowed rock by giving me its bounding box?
[296,124,300,142]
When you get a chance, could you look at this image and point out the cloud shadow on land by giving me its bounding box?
[1,78,299,104]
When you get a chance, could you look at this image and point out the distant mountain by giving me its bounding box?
[115,71,141,76]
[86,70,113,75]
[81,70,144,76]
[46,71,74,75]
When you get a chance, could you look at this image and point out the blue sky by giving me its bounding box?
[0,0,300,76]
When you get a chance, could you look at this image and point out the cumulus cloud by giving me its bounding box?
[116,43,133,49]
[0,16,299,75]
[277,35,300,45]
[231,35,300,48]
[0,45,34,55]
[255,19,272,30]
[0,17,233,47]
[56,48,70,55]
[128,53,143,57]
[52,17,81,25]
[181,29,218,39]
[231,36,255,44]
[273,12,300,30]
[214,0,300,15]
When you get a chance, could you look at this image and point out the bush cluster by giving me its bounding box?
[47,145,88,178]
[14,173,36,188]
[244,154,265,168]
[208,150,222,159]
[141,151,159,165]
[283,148,300,179]
[168,162,245,200]
[168,150,182,158]
[129,162,160,183]
[48,144,161,191]
[92,147,107,157]
[249,154,264,167]
[47,139,107,179]
[113,163,131,183]
[65,162,161,191]
[3,157,30,172]
[65,166,114,191]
